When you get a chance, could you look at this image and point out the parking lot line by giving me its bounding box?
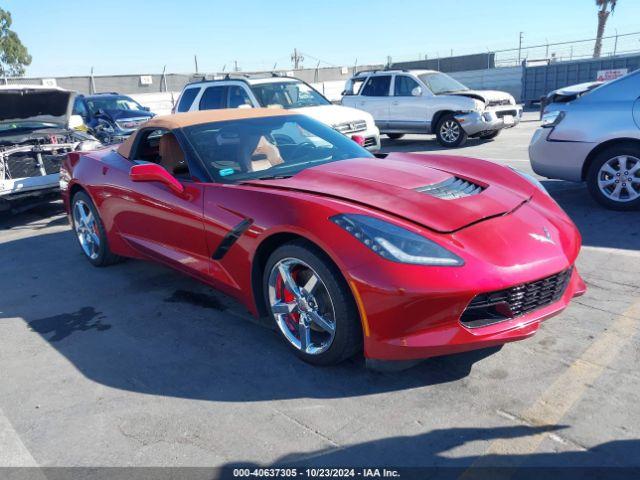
[460,299,640,477]
[0,405,39,467]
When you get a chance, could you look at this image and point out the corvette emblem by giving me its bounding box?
[530,227,555,245]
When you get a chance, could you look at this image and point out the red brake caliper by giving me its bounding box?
[277,272,300,333]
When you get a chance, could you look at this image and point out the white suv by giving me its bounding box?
[341,69,522,148]
[175,74,380,150]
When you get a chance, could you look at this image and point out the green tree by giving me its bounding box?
[593,0,617,58]
[0,7,31,77]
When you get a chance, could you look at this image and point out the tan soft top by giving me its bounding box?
[117,108,292,159]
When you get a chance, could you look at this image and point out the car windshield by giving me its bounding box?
[418,72,469,95]
[0,121,60,132]
[86,96,145,114]
[250,81,330,109]
[183,114,373,183]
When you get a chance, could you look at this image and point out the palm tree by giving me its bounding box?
[593,0,617,58]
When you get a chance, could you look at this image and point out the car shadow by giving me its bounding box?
[380,136,494,153]
[2,229,504,403]
[218,427,640,473]
[0,200,66,230]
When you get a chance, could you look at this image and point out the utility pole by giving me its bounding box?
[614,29,619,56]
[518,31,524,65]
[234,60,239,72]
[291,48,304,70]
[194,55,199,74]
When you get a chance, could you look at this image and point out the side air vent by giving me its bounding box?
[415,176,484,200]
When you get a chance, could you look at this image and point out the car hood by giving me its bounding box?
[0,87,75,125]
[447,89,515,105]
[291,104,373,127]
[245,153,535,233]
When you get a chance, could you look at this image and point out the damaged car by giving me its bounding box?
[342,69,522,147]
[0,85,101,214]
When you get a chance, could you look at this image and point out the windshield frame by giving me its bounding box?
[250,80,331,109]
[181,114,373,184]
[418,72,469,95]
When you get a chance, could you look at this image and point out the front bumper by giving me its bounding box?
[456,106,523,136]
[342,196,584,361]
[0,175,60,212]
[353,125,381,151]
[529,128,595,182]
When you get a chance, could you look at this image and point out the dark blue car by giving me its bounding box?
[72,93,154,144]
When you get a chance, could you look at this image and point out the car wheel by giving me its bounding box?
[386,133,404,140]
[479,130,501,140]
[587,145,640,211]
[263,241,362,365]
[71,191,124,266]
[435,114,467,147]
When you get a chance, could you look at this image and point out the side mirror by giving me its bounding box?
[141,106,151,112]
[68,114,85,129]
[129,163,184,194]
[411,87,423,97]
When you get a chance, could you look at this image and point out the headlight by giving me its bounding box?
[541,110,565,128]
[509,167,549,195]
[96,121,114,133]
[331,214,464,266]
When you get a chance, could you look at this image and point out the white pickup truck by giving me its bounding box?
[341,69,522,147]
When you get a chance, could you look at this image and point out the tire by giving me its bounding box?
[262,241,362,365]
[435,114,467,148]
[386,133,405,140]
[586,144,640,211]
[479,130,501,140]
[71,191,124,266]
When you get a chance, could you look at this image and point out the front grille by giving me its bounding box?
[116,118,148,130]
[415,176,484,200]
[461,268,573,328]
[487,99,512,107]
[42,153,66,175]
[363,136,377,148]
[334,119,367,134]
[495,110,518,118]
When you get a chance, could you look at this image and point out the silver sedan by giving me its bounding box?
[529,70,640,210]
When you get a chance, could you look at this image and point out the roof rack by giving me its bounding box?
[354,68,409,76]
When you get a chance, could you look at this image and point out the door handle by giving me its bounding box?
[392,101,399,106]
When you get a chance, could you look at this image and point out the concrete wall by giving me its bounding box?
[449,66,522,100]
[4,65,524,104]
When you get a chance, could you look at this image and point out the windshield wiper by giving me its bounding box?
[254,174,292,180]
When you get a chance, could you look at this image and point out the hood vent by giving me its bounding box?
[415,176,484,200]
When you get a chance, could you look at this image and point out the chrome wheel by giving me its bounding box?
[597,155,640,203]
[440,120,461,144]
[73,199,101,260]
[268,258,336,355]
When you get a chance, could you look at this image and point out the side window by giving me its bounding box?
[199,86,226,110]
[132,129,189,178]
[394,76,421,96]
[361,76,392,97]
[228,85,252,108]
[177,88,199,112]
[344,77,366,96]
[73,98,88,117]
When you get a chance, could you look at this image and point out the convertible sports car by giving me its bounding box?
[61,108,585,366]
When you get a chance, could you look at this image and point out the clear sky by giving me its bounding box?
[4,0,640,77]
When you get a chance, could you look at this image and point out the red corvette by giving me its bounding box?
[60,109,585,365]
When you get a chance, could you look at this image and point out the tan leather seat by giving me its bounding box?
[158,133,186,175]
[239,134,284,172]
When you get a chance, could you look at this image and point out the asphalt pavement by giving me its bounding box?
[0,112,638,472]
